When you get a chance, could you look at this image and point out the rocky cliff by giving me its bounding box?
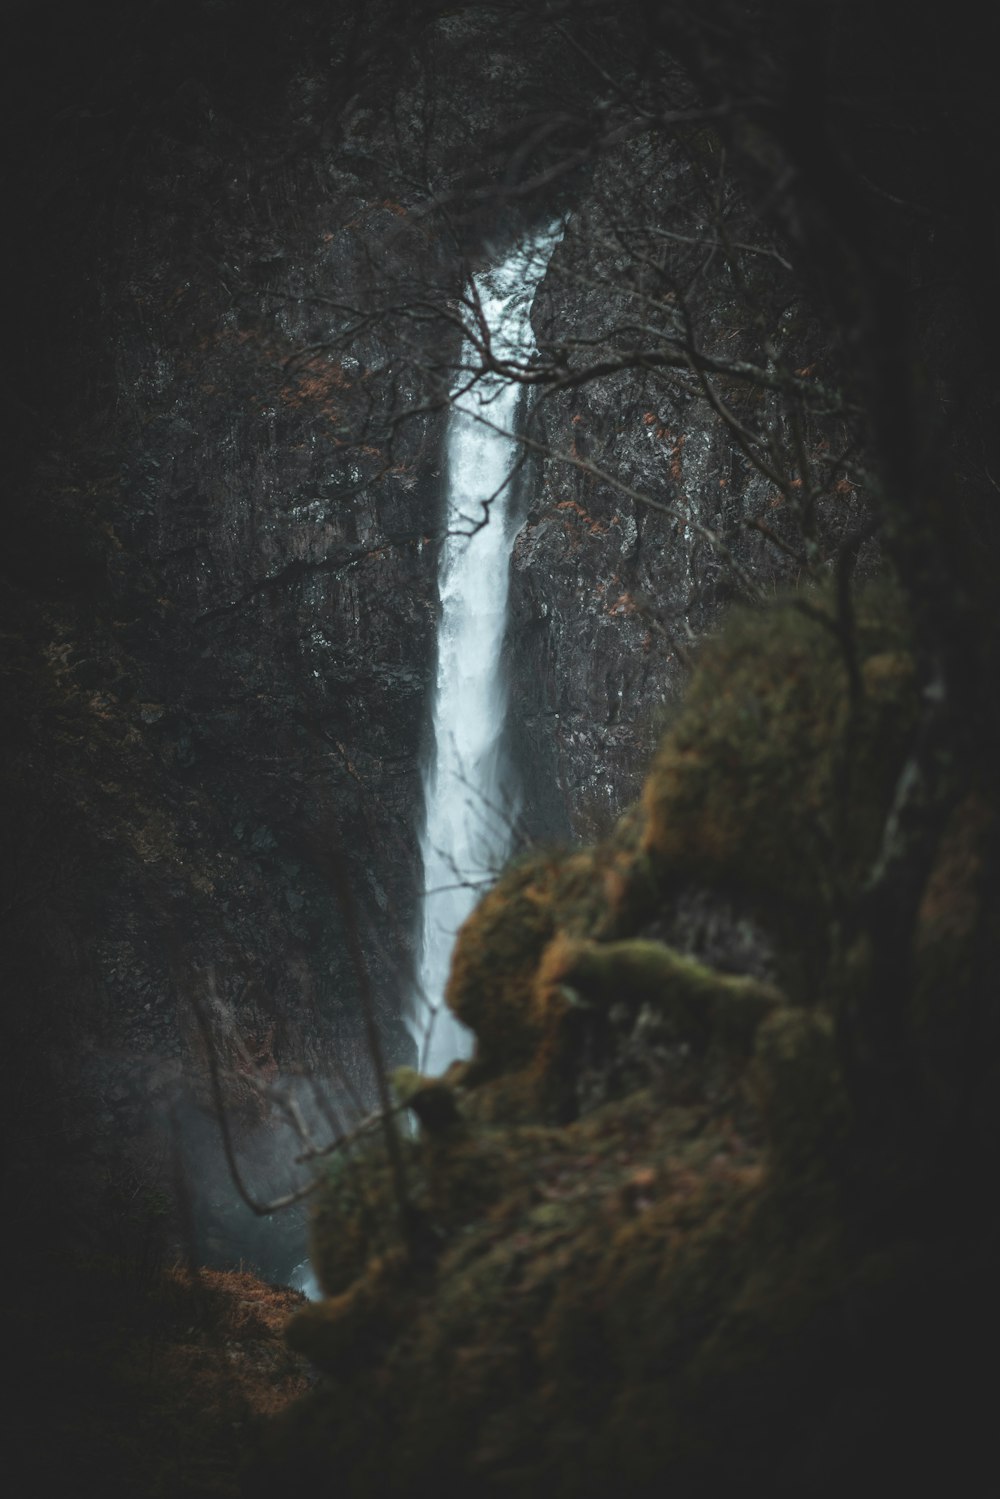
[6,0,446,1274]
[4,3,998,1495]
[273,583,998,1498]
[5,0,768,1276]
[4,0,991,1295]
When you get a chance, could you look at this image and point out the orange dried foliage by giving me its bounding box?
[555,499,607,537]
[279,355,351,418]
[607,593,638,617]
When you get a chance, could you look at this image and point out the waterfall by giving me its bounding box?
[410,228,560,1075]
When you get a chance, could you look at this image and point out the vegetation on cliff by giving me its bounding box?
[4,4,997,1494]
[264,584,997,1496]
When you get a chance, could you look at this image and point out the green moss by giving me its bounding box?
[269,582,993,1498]
[641,588,917,987]
[444,849,589,1074]
[391,1066,462,1131]
[286,1248,411,1377]
[445,817,661,1091]
[530,933,784,1113]
[541,936,779,1045]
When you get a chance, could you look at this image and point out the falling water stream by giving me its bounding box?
[291,230,559,1299]
[410,228,560,1075]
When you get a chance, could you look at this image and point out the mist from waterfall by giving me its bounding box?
[410,228,560,1075]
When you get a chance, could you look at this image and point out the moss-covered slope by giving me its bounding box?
[262,589,998,1498]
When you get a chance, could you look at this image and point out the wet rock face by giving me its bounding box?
[5,2,863,1269]
[4,4,452,1266]
[2,1,646,1269]
[506,132,871,846]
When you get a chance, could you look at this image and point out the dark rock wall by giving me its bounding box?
[2,2,866,1270]
[1,2,670,1268]
[4,2,453,1266]
[508,133,867,843]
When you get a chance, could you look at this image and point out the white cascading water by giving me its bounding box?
[411,228,560,1075]
[290,231,559,1299]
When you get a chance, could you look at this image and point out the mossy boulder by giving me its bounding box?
[641,590,917,986]
[268,586,995,1499]
[444,850,592,1072]
[534,933,783,1111]
[445,810,660,1088]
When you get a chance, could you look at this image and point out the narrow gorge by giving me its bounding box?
[3,3,998,1495]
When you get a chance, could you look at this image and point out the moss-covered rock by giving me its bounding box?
[444,848,598,1074]
[641,590,917,987]
[445,810,661,1091]
[534,933,783,1112]
[265,586,995,1498]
